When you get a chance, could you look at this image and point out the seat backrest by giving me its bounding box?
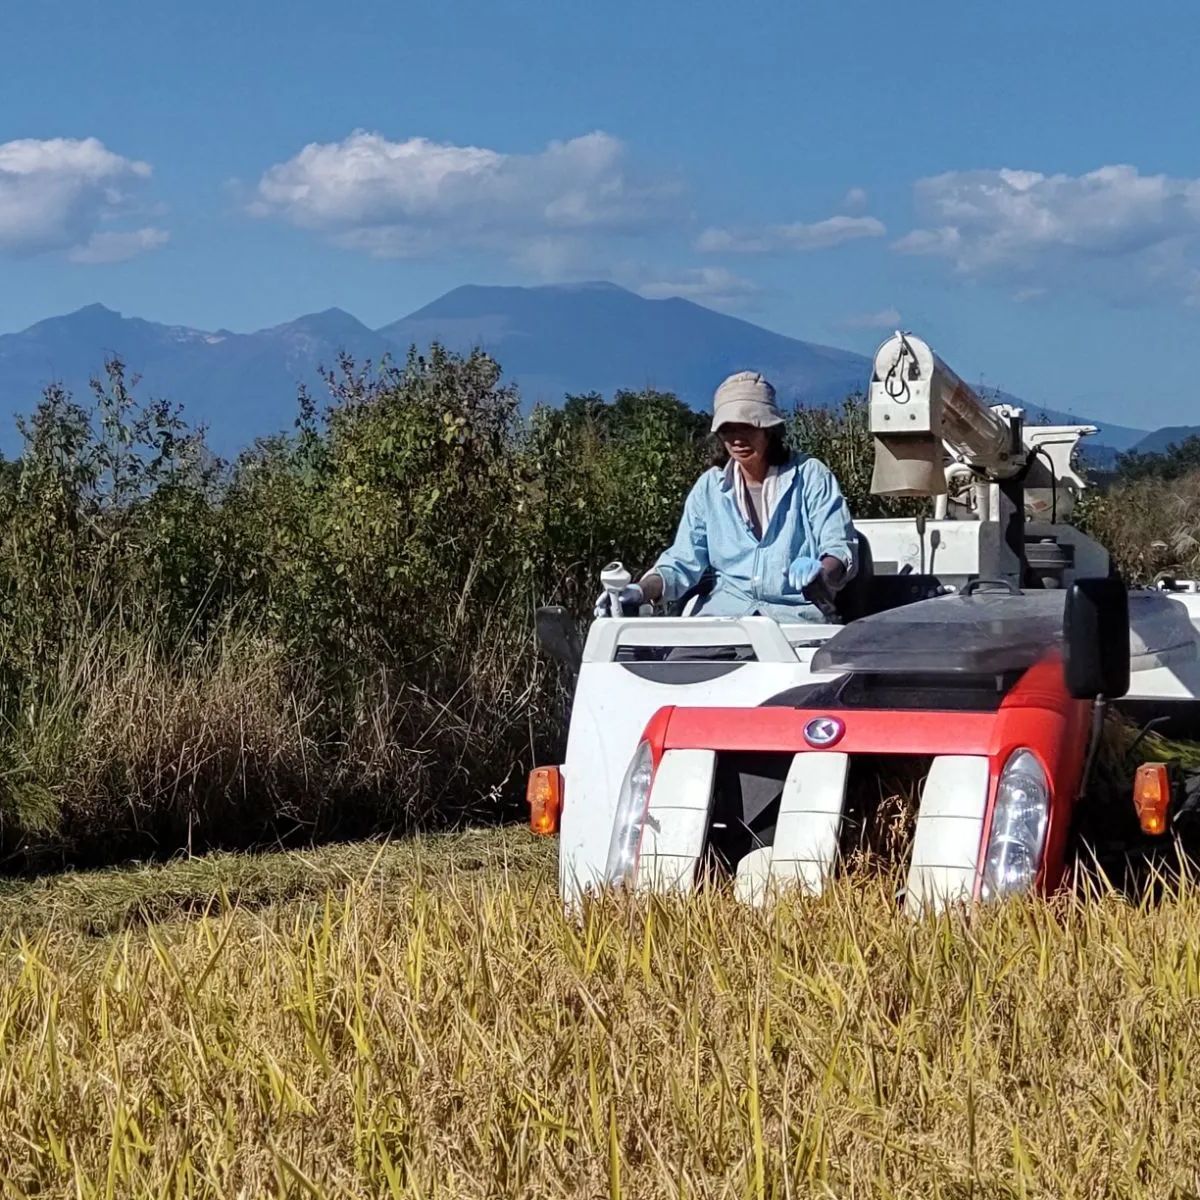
[833,532,874,624]
[670,568,716,617]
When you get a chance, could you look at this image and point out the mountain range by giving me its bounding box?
[0,282,1183,460]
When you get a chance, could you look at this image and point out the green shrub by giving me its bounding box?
[0,349,552,862]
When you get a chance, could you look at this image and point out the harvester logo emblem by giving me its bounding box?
[803,716,845,748]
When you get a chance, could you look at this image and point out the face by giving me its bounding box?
[717,422,769,466]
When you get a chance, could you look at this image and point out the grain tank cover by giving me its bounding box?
[811,591,1066,676]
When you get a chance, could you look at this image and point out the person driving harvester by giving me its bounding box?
[597,370,856,623]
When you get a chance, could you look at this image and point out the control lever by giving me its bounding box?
[600,561,634,618]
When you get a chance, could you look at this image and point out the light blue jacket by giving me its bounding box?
[651,454,856,622]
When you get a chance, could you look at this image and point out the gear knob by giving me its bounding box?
[600,561,632,592]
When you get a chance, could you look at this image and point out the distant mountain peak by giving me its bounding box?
[453,279,629,294]
[534,280,628,293]
[0,284,1154,462]
[309,305,360,321]
[18,302,131,341]
[265,308,376,338]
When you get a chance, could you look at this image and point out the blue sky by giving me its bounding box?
[3,0,1199,425]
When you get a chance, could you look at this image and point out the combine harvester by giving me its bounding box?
[530,333,1200,913]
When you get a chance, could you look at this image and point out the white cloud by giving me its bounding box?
[835,306,902,331]
[637,267,761,310]
[250,130,681,263]
[894,165,1200,298]
[843,186,869,212]
[508,235,596,279]
[68,226,170,264]
[0,137,165,262]
[697,214,885,254]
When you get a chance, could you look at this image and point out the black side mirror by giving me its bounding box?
[535,606,583,672]
[1063,577,1129,699]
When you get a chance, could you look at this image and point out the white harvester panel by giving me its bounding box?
[904,755,990,915]
[732,752,850,904]
[770,752,850,896]
[638,749,716,893]
[733,846,775,905]
[557,615,833,903]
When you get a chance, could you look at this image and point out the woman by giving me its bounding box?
[597,370,856,622]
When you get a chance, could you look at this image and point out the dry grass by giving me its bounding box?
[1,608,551,866]
[1080,467,1200,581]
[1,830,1200,1197]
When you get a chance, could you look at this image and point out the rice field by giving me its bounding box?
[2,828,1200,1197]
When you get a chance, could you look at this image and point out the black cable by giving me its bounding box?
[1126,716,1170,763]
[1033,446,1058,523]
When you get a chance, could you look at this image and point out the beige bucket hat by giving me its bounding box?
[711,370,784,432]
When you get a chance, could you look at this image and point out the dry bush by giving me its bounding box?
[1077,468,1200,583]
[0,606,553,866]
[3,621,333,861]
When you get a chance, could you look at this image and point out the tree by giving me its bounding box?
[1115,435,1200,483]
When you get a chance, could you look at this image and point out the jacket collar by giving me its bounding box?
[719,453,801,494]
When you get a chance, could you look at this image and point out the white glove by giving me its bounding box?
[594,583,645,618]
[787,555,823,591]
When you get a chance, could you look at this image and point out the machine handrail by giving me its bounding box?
[583,615,806,664]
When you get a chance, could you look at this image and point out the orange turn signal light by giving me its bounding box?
[527,766,563,836]
[1133,763,1171,836]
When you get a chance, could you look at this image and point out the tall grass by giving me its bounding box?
[1076,467,1200,582]
[1,833,1199,1197]
[0,595,549,867]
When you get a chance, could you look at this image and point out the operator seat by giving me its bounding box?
[672,569,716,617]
[832,532,874,624]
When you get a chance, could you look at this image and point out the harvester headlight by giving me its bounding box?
[605,739,655,885]
[981,748,1050,900]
